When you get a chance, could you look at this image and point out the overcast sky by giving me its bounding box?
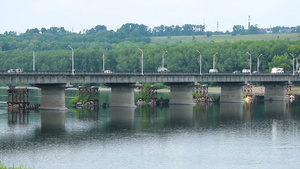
[1,0,299,34]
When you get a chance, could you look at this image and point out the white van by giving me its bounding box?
[271,67,284,73]
[157,67,169,73]
[242,69,251,73]
[209,69,218,73]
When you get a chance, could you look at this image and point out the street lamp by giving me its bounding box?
[33,46,38,72]
[196,50,202,75]
[162,51,167,68]
[297,55,300,73]
[68,45,74,75]
[102,49,107,72]
[138,48,144,75]
[213,52,218,70]
[247,52,252,75]
[289,53,295,75]
[257,54,262,72]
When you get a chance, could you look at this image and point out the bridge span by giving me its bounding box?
[2,72,299,110]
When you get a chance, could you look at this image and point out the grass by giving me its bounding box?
[151,33,300,44]
[0,161,30,169]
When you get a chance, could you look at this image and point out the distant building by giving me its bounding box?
[279,28,292,33]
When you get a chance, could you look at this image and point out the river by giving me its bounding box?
[0,88,300,169]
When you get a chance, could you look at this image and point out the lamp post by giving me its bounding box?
[289,53,295,75]
[33,46,38,72]
[297,55,300,73]
[138,48,144,75]
[162,51,167,68]
[247,52,252,75]
[196,50,202,75]
[68,45,74,75]
[213,52,218,70]
[102,49,107,72]
[257,54,262,72]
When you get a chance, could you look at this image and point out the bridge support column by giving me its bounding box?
[167,83,195,105]
[35,84,68,110]
[220,82,244,103]
[264,83,287,101]
[107,83,136,108]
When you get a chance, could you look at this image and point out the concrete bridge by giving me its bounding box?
[1,72,299,110]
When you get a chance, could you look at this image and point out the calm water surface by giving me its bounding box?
[0,88,300,169]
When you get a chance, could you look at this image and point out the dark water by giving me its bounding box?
[0,88,300,169]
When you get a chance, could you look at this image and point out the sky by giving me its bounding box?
[1,0,299,34]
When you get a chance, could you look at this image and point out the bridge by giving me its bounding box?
[2,72,299,110]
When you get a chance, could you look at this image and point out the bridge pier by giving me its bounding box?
[35,84,68,110]
[219,82,244,103]
[107,83,136,107]
[167,83,195,105]
[264,82,287,101]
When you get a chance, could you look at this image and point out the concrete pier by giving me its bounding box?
[220,82,244,103]
[35,84,68,110]
[264,83,287,101]
[167,83,195,105]
[107,83,136,107]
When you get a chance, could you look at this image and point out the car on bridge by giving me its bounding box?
[242,69,251,73]
[104,70,113,73]
[7,69,22,73]
[157,67,169,73]
[209,69,218,73]
[233,70,241,74]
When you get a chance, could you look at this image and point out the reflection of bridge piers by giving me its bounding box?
[220,103,244,120]
[110,107,135,129]
[264,101,287,118]
[170,105,194,125]
[40,110,66,132]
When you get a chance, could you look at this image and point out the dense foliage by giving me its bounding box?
[1,23,300,73]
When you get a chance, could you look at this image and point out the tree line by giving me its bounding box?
[0,39,299,74]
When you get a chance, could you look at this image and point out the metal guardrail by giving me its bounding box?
[0,71,298,76]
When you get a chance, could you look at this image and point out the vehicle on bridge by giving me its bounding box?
[242,69,251,73]
[233,70,241,74]
[209,69,218,73]
[157,67,169,73]
[271,67,284,73]
[104,70,113,73]
[7,69,22,73]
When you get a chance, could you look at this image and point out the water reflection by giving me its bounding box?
[110,107,135,129]
[7,108,29,124]
[170,105,194,125]
[40,110,66,132]
[220,103,244,120]
[264,101,287,118]
[72,107,99,121]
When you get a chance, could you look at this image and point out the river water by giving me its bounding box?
[0,88,300,169]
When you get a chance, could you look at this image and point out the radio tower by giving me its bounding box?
[217,21,219,32]
[248,16,250,30]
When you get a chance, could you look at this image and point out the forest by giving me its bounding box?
[0,23,300,73]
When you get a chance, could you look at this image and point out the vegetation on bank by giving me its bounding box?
[151,33,300,44]
[1,39,299,74]
[0,23,300,74]
[0,161,29,169]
